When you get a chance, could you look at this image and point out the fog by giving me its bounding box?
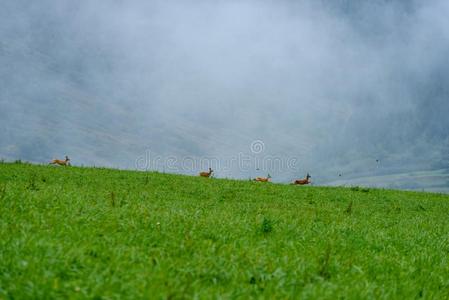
[1,0,449,188]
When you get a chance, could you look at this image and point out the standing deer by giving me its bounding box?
[254,174,271,182]
[199,168,213,178]
[293,173,311,185]
[50,156,70,166]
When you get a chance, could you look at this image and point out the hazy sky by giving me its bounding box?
[1,0,449,185]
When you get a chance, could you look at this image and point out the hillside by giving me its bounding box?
[3,1,449,190]
[1,162,449,299]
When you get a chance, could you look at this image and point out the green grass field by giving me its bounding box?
[1,162,449,299]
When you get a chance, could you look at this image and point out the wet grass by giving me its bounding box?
[1,162,449,299]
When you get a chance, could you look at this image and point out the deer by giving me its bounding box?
[293,173,311,185]
[50,156,70,166]
[254,174,271,182]
[199,168,213,178]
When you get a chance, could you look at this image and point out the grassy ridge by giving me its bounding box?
[1,162,449,299]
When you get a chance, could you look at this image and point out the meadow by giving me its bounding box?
[1,162,449,299]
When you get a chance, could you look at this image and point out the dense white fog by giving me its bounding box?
[1,0,449,188]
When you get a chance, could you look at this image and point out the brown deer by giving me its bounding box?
[50,156,70,166]
[293,173,311,185]
[199,168,213,178]
[254,174,271,182]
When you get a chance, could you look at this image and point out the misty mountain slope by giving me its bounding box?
[326,169,449,194]
[1,1,449,190]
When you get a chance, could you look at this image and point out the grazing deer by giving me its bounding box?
[50,156,70,166]
[293,173,311,185]
[199,168,213,178]
[254,174,271,182]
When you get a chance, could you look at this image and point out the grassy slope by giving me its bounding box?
[1,163,449,299]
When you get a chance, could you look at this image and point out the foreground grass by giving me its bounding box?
[1,162,449,299]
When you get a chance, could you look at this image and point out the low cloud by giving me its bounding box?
[1,0,448,186]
